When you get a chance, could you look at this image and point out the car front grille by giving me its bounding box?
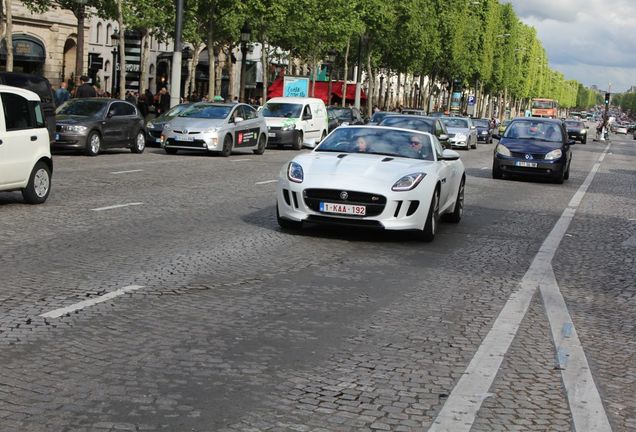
[510,151,546,160]
[303,189,386,217]
[165,138,206,148]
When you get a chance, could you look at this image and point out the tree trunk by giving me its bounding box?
[139,30,151,93]
[207,21,215,99]
[396,72,401,109]
[342,37,349,106]
[311,57,317,97]
[215,46,222,98]
[4,0,12,72]
[378,75,384,109]
[117,0,125,99]
[184,42,201,98]
[227,45,236,100]
[447,80,454,112]
[366,53,373,118]
[261,38,268,103]
[75,3,85,85]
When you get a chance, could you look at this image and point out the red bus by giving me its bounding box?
[531,98,558,118]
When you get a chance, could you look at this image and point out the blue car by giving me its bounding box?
[492,118,573,184]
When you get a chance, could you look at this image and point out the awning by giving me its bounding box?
[0,35,45,63]
[267,76,367,104]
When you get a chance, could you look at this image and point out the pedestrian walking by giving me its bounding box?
[158,88,170,115]
[54,82,71,107]
[74,75,97,98]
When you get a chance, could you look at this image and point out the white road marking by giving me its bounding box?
[91,202,144,211]
[255,179,278,185]
[480,166,488,170]
[110,169,144,174]
[429,142,612,432]
[231,159,251,162]
[40,285,144,318]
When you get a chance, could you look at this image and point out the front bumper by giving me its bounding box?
[147,128,163,145]
[276,178,434,231]
[567,131,586,141]
[267,129,300,146]
[162,133,220,151]
[450,138,469,148]
[477,133,490,142]
[494,155,566,178]
[52,132,88,150]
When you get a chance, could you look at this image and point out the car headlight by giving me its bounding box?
[544,149,563,160]
[146,121,154,129]
[580,129,586,134]
[287,161,304,183]
[282,123,296,131]
[496,143,511,156]
[203,127,219,134]
[392,173,426,191]
[63,125,88,133]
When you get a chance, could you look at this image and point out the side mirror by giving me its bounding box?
[439,134,449,141]
[234,116,244,123]
[441,149,460,160]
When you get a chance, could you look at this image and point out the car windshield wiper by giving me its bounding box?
[315,148,350,153]
[366,151,402,157]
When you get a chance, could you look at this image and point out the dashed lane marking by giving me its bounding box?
[110,169,144,174]
[91,202,144,211]
[40,285,145,318]
[255,179,278,185]
[231,159,252,162]
[428,142,612,432]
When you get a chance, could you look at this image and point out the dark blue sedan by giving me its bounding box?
[492,118,573,184]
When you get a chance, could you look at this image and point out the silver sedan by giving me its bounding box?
[161,103,268,156]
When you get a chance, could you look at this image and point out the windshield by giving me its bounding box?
[56,100,108,117]
[262,103,302,118]
[316,127,435,161]
[371,112,390,123]
[441,118,470,129]
[163,104,191,118]
[565,121,585,128]
[503,120,563,142]
[179,104,231,119]
[379,117,434,133]
[532,100,556,109]
[329,108,354,121]
[473,119,490,127]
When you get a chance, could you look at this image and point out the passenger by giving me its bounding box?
[355,136,370,153]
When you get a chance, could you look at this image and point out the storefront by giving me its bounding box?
[0,34,46,74]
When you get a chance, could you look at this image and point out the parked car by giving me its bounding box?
[276,126,466,242]
[564,119,587,144]
[400,108,426,116]
[0,85,53,204]
[328,106,365,127]
[614,125,628,134]
[54,98,146,156]
[378,115,451,148]
[472,118,494,143]
[0,72,56,143]
[440,116,478,149]
[326,107,340,133]
[492,118,573,184]
[262,97,329,149]
[146,103,192,146]
[161,103,267,156]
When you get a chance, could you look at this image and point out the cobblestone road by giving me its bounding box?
[0,134,634,431]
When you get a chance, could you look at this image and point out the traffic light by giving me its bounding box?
[604,92,610,105]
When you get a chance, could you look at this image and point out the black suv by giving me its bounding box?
[0,72,56,143]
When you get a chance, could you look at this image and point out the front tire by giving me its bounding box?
[131,130,146,153]
[253,134,267,155]
[292,132,303,150]
[445,177,465,223]
[220,135,233,157]
[85,131,101,156]
[22,161,51,204]
[492,163,503,179]
[418,188,440,242]
[276,205,302,230]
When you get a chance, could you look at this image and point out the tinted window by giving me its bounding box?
[331,108,353,121]
[379,117,434,133]
[504,120,563,142]
[111,102,135,116]
[242,105,257,120]
[0,73,53,104]
[262,103,302,118]
[32,102,45,128]
[565,121,585,128]
[441,118,470,128]
[473,119,490,127]
[1,92,34,131]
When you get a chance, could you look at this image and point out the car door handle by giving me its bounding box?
[30,136,37,141]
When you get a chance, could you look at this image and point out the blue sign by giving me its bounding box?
[283,77,310,98]
[468,95,476,106]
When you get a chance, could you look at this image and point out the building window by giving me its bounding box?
[106,24,112,45]
[96,22,102,44]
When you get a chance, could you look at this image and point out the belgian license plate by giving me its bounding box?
[320,202,366,216]
[515,161,538,168]
[155,138,162,143]
[176,135,194,142]
[55,133,60,141]
[268,132,276,138]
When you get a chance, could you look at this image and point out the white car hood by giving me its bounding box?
[265,117,299,127]
[166,117,226,131]
[291,152,435,191]
[446,127,470,135]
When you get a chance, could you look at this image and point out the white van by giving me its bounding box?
[0,85,53,204]
[261,97,329,149]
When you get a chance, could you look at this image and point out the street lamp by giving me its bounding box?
[74,0,88,86]
[325,49,337,106]
[239,22,251,103]
[110,30,119,97]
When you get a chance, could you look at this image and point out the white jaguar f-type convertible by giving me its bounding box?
[276,126,466,242]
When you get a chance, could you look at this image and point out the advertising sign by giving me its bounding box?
[283,76,310,98]
[450,91,462,112]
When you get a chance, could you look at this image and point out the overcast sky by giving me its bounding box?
[504,0,636,93]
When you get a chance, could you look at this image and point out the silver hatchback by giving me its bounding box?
[161,103,268,156]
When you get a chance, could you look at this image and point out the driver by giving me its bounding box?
[354,136,370,152]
